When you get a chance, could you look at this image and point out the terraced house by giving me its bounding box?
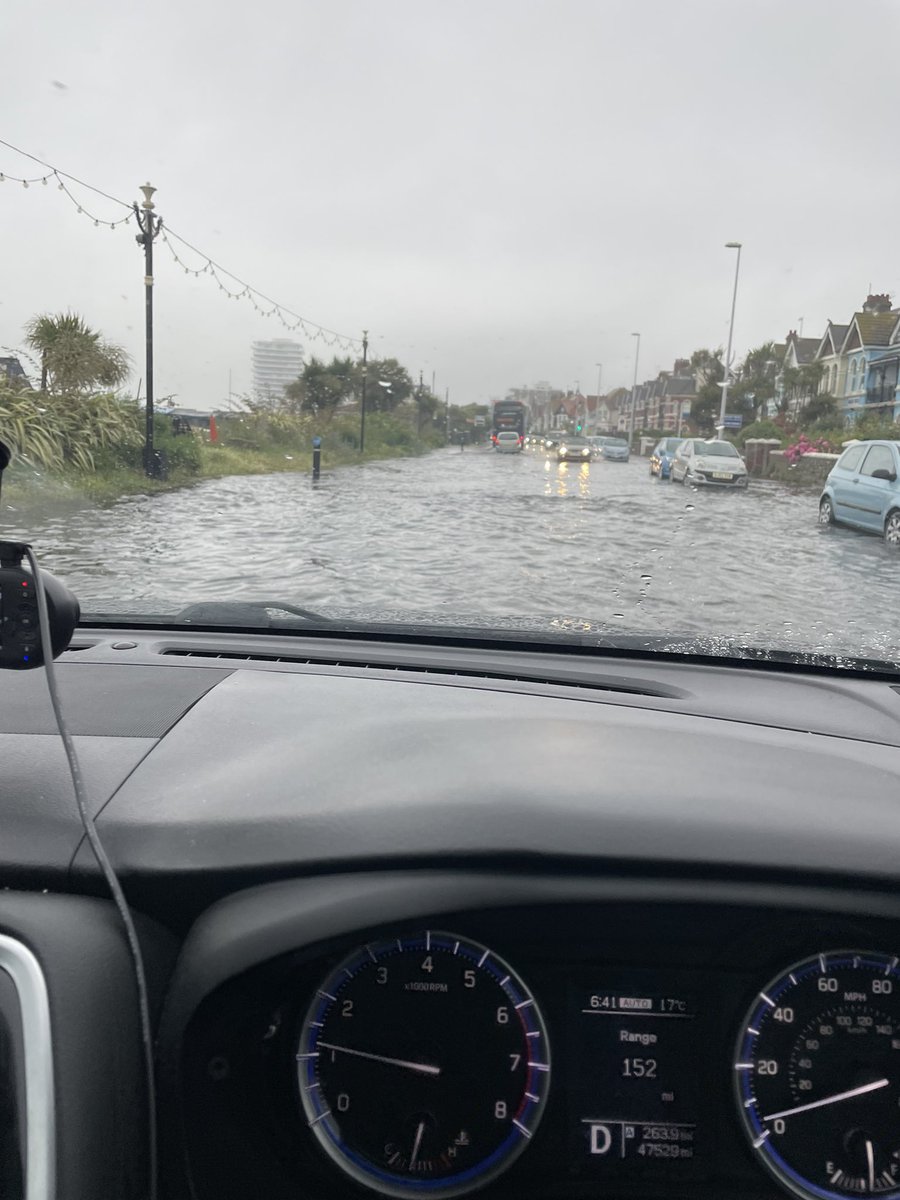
[773,294,900,423]
[839,296,900,421]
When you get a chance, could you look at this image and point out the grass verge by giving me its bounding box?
[2,418,447,518]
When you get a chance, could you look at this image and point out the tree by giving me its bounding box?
[283,355,355,418]
[24,312,130,394]
[366,358,414,412]
[689,348,724,433]
[781,362,824,413]
[801,392,838,425]
[731,341,779,420]
[282,355,415,418]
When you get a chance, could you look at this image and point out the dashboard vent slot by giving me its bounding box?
[161,648,667,697]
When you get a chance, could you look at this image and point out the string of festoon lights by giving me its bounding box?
[0,137,363,351]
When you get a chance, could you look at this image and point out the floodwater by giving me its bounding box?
[8,445,900,661]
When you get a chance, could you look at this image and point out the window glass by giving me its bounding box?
[860,445,896,478]
[838,445,865,472]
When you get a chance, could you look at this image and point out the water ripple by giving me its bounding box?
[6,447,900,662]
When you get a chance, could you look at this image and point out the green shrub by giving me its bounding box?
[0,387,140,470]
[737,419,786,447]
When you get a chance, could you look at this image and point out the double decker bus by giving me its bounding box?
[491,400,527,445]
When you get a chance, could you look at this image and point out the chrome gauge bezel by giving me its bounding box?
[297,930,551,1198]
[734,949,900,1200]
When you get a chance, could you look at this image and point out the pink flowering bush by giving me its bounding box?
[783,434,836,465]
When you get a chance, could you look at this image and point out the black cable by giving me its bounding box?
[26,546,158,1200]
[0,137,361,347]
[0,137,132,211]
[162,226,362,346]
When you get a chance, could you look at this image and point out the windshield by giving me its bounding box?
[3,0,900,669]
[662,440,682,453]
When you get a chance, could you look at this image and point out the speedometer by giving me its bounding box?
[297,931,550,1197]
[735,950,900,1200]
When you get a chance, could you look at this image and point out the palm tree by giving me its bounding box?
[24,312,130,394]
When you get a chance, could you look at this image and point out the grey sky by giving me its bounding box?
[2,0,898,409]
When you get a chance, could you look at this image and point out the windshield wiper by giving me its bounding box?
[173,600,333,626]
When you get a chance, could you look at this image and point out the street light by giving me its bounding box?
[628,333,640,444]
[133,183,163,477]
[359,330,368,453]
[717,241,742,437]
[595,362,603,431]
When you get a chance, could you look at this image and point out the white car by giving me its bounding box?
[493,431,523,454]
[671,439,749,488]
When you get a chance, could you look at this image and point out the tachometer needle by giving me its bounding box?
[317,1041,441,1076]
[762,1078,889,1122]
[866,1138,875,1193]
[410,1120,426,1171]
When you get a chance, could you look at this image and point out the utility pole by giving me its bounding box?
[445,386,450,444]
[717,242,743,437]
[133,183,163,477]
[628,333,641,445]
[359,330,368,453]
[417,370,424,436]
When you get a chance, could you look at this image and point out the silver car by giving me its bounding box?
[493,431,523,454]
[594,437,630,462]
[671,439,749,487]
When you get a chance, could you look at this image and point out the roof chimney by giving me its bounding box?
[863,293,892,314]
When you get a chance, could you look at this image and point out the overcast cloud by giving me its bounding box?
[2,0,898,409]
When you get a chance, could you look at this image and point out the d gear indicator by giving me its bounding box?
[571,975,701,1177]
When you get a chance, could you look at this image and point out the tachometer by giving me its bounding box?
[297,931,550,1197]
[735,950,900,1200]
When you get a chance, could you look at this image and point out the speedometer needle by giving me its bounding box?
[762,1078,889,1122]
[317,1040,441,1077]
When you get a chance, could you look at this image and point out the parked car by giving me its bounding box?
[671,439,748,487]
[819,440,900,544]
[557,435,593,463]
[493,431,524,454]
[650,437,684,479]
[595,436,630,462]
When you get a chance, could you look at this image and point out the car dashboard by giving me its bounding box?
[3,625,900,1200]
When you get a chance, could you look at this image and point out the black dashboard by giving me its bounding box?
[3,626,900,1200]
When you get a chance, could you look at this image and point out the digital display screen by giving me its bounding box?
[569,974,701,1177]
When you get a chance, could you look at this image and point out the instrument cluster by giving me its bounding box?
[178,903,900,1200]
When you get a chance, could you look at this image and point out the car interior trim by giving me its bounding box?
[0,933,55,1200]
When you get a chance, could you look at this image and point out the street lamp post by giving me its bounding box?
[359,330,368,453]
[717,242,742,437]
[133,183,163,478]
[628,333,641,445]
[595,362,602,433]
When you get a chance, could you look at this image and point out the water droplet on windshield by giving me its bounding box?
[685,503,695,511]
[611,613,625,619]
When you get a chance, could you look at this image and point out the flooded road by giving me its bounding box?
[13,445,900,659]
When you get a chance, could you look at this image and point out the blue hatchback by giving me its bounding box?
[819,440,900,545]
[649,437,683,479]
